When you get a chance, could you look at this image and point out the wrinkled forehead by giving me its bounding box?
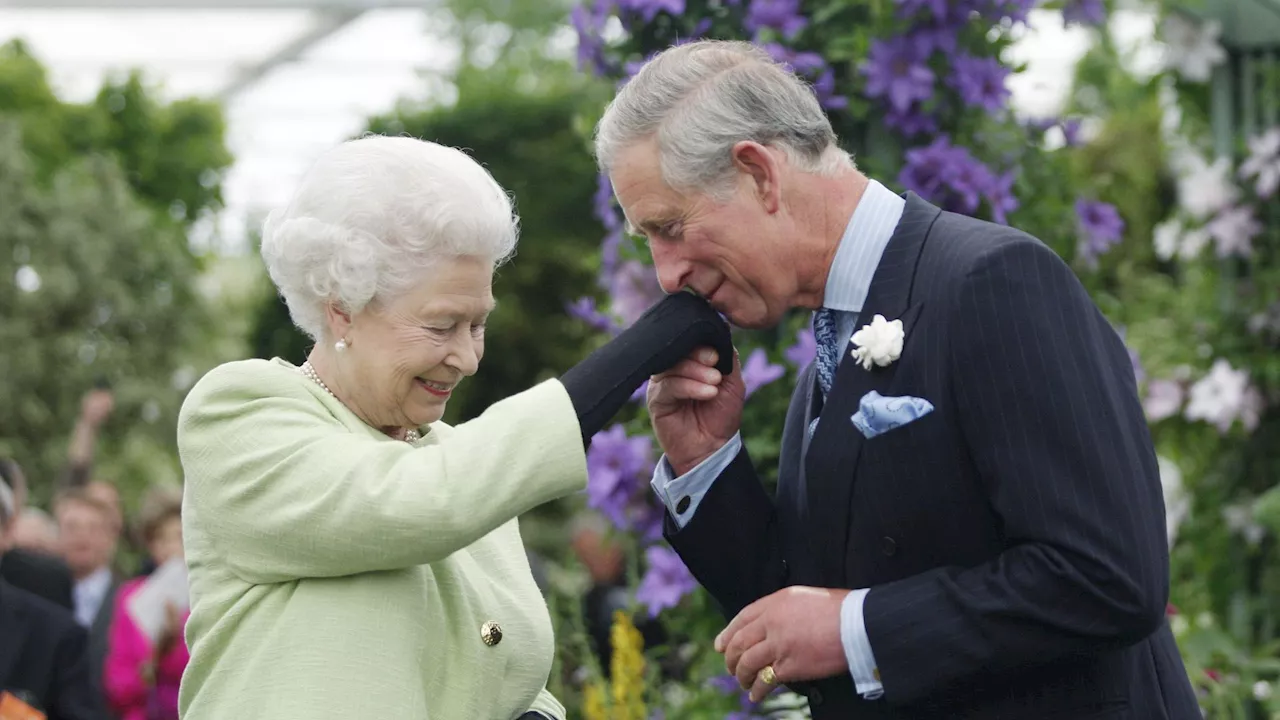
[609,145,686,236]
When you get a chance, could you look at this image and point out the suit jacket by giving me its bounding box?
[0,547,75,610]
[175,358,587,720]
[666,194,1201,719]
[0,579,103,720]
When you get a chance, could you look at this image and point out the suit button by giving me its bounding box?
[780,558,789,580]
[809,687,824,705]
[676,496,691,514]
[480,620,503,646]
[880,536,897,556]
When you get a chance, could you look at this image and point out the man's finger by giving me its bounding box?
[651,356,723,384]
[651,377,719,403]
[716,597,765,653]
[736,638,776,698]
[723,615,767,677]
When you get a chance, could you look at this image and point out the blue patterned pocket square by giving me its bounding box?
[850,390,934,439]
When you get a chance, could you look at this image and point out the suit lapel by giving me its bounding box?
[803,193,940,586]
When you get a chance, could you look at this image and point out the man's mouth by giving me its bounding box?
[415,378,454,397]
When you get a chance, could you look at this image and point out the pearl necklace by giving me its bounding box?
[300,361,420,443]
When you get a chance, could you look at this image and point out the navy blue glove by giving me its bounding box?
[560,291,734,444]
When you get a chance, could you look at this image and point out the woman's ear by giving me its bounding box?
[324,303,354,346]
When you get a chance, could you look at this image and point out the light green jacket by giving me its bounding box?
[175,358,587,719]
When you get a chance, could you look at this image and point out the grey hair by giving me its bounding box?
[594,39,853,200]
[260,135,519,342]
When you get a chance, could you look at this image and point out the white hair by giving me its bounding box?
[594,39,853,201]
[260,135,520,342]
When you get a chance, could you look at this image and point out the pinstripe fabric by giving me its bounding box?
[665,193,1199,719]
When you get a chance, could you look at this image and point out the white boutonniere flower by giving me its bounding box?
[850,314,904,370]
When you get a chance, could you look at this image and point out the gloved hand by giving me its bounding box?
[560,291,734,444]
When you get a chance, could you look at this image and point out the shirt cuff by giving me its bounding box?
[840,588,884,699]
[649,433,742,529]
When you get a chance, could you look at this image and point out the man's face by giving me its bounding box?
[55,500,115,577]
[609,139,799,329]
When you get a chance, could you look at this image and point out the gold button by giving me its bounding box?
[480,621,502,646]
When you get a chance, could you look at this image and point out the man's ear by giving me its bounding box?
[729,141,782,214]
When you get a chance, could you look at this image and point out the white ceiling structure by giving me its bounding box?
[0,0,1160,254]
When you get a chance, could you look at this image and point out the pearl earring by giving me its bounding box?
[335,338,348,352]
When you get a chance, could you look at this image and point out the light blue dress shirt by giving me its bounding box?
[649,179,906,701]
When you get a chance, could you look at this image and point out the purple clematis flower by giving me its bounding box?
[608,259,665,327]
[744,0,808,39]
[618,0,686,23]
[742,348,786,397]
[1075,198,1126,266]
[566,297,618,334]
[894,0,952,21]
[764,43,847,109]
[948,53,1011,115]
[635,546,698,616]
[586,425,656,531]
[570,0,613,76]
[861,36,936,114]
[784,326,817,369]
[899,137,1018,223]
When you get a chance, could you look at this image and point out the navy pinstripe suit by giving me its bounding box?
[664,193,1201,718]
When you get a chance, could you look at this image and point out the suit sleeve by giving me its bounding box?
[662,444,787,619]
[50,621,101,720]
[177,364,588,584]
[862,238,1169,704]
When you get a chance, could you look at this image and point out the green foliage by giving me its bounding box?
[0,40,234,508]
[0,40,232,222]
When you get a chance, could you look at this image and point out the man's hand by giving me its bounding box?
[715,586,851,702]
[647,348,745,475]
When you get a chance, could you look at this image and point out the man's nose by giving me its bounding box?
[650,241,688,294]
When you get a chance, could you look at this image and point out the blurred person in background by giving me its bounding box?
[54,487,120,718]
[12,507,62,556]
[104,486,188,720]
[0,473,101,720]
[175,135,731,720]
[0,457,75,610]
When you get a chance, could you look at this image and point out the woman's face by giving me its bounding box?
[331,255,494,432]
[147,515,184,567]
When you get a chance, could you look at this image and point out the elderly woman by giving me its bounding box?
[176,135,731,719]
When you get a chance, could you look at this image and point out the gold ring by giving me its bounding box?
[759,665,777,685]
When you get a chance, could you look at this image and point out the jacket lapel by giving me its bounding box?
[803,193,940,586]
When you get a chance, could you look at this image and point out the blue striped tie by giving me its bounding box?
[809,308,841,438]
[813,307,840,397]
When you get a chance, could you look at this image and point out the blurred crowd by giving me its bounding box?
[0,388,189,720]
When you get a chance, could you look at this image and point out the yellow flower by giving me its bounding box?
[583,682,607,720]
[582,610,647,720]
[609,610,646,720]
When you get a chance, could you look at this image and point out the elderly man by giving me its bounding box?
[596,40,1200,718]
